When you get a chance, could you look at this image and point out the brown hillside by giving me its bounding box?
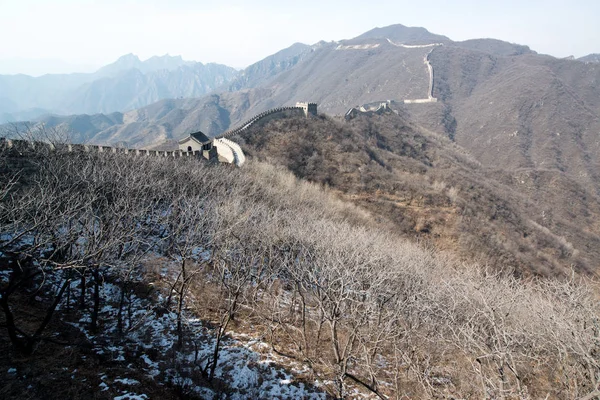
[235,112,600,277]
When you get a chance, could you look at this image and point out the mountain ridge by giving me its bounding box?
[0,55,238,123]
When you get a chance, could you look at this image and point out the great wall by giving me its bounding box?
[403,48,439,104]
[2,37,443,169]
[215,103,317,140]
[338,39,442,107]
[177,102,317,166]
[0,103,318,170]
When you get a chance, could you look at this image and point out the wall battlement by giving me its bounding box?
[345,101,393,120]
[1,102,318,171]
[0,137,206,159]
[215,102,317,140]
[295,102,318,117]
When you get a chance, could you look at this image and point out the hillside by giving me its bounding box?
[579,53,600,63]
[238,38,433,115]
[225,42,313,92]
[233,111,600,277]
[3,23,600,275]
[2,144,600,399]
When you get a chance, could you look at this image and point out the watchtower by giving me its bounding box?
[296,102,318,117]
[178,131,217,160]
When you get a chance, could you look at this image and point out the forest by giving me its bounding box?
[1,137,599,399]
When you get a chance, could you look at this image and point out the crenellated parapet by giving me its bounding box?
[1,102,318,172]
[0,137,206,159]
[345,101,394,120]
[215,103,317,140]
[295,102,318,117]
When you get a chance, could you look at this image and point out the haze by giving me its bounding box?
[0,0,598,76]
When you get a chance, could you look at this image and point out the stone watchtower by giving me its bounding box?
[296,102,318,117]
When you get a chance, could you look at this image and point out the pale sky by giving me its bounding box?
[0,0,598,76]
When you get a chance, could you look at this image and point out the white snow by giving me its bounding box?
[114,378,140,385]
[0,270,11,283]
[140,354,160,379]
[11,256,330,399]
[113,393,148,400]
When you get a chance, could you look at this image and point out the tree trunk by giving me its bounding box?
[1,278,70,355]
[79,271,86,310]
[176,260,186,348]
[117,282,127,335]
[209,313,231,382]
[0,290,28,354]
[90,268,100,333]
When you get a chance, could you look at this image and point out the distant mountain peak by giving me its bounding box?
[145,54,186,62]
[95,53,197,77]
[95,54,143,77]
[117,53,141,62]
[141,54,196,72]
[354,23,451,44]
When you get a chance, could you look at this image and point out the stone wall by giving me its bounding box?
[216,104,316,140]
[0,138,211,179]
[0,102,318,172]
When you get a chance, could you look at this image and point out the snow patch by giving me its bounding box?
[114,378,140,385]
[113,393,148,400]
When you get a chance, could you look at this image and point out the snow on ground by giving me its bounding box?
[0,269,11,284]
[56,267,329,399]
[114,378,140,385]
[1,243,371,398]
[113,393,148,400]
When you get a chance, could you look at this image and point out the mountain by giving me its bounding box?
[0,72,97,119]
[453,38,535,56]
[0,55,237,123]
[94,53,197,77]
[226,42,313,91]
[11,24,597,149]
[64,62,238,115]
[4,23,600,399]
[355,23,450,44]
[13,95,237,148]
[94,53,144,77]
[579,53,600,63]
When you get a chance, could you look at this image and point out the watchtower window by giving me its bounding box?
[187,146,192,152]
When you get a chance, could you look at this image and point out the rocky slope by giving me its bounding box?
[579,53,600,63]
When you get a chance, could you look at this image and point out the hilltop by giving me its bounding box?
[579,53,600,63]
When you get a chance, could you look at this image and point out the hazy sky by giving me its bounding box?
[0,0,598,75]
